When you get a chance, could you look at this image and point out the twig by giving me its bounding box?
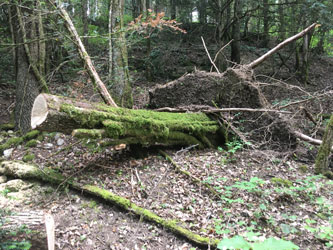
[134,168,141,184]
[175,144,199,156]
[301,106,317,125]
[201,36,220,74]
[210,40,233,72]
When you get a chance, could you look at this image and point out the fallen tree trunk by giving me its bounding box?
[31,94,224,148]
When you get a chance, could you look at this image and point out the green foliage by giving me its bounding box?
[232,177,266,193]
[0,209,32,250]
[217,236,299,250]
[0,241,32,250]
[123,14,133,24]
[226,140,245,154]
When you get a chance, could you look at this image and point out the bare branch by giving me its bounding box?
[247,23,318,69]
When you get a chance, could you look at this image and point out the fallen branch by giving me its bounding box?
[246,23,318,69]
[155,107,291,114]
[48,0,117,107]
[294,131,333,151]
[0,161,221,248]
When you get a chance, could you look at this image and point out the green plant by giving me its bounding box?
[232,177,266,193]
[0,241,32,250]
[226,140,244,154]
[1,188,10,197]
[217,236,299,250]
[214,219,230,235]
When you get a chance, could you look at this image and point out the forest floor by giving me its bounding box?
[0,44,333,250]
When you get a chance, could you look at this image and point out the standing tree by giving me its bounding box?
[108,0,133,108]
[315,115,333,179]
[230,0,242,64]
[82,0,89,47]
[10,0,49,133]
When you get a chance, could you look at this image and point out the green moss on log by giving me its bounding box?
[72,129,105,139]
[60,103,220,147]
[83,185,220,246]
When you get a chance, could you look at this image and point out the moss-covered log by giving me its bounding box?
[31,94,224,148]
[0,160,220,247]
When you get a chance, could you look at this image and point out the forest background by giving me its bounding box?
[0,0,333,250]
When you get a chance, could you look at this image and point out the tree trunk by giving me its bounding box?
[12,1,47,133]
[31,94,224,148]
[262,0,270,47]
[132,0,140,18]
[315,115,333,179]
[230,0,241,64]
[82,0,89,47]
[216,0,232,72]
[170,0,176,19]
[108,0,133,108]
[278,0,285,42]
[198,0,207,24]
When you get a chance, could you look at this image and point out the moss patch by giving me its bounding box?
[0,130,40,154]
[298,165,309,173]
[0,123,15,131]
[23,153,35,162]
[271,177,292,187]
[0,137,24,154]
[25,139,38,148]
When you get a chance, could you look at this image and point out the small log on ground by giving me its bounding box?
[31,94,225,148]
[0,160,221,248]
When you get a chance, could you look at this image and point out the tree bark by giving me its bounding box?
[262,0,270,47]
[31,94,224,148]
[12,1,47,133]
[82,0,89,47]
[230,0,241,64]
[315,115,333,179]
[170,0,176,19]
